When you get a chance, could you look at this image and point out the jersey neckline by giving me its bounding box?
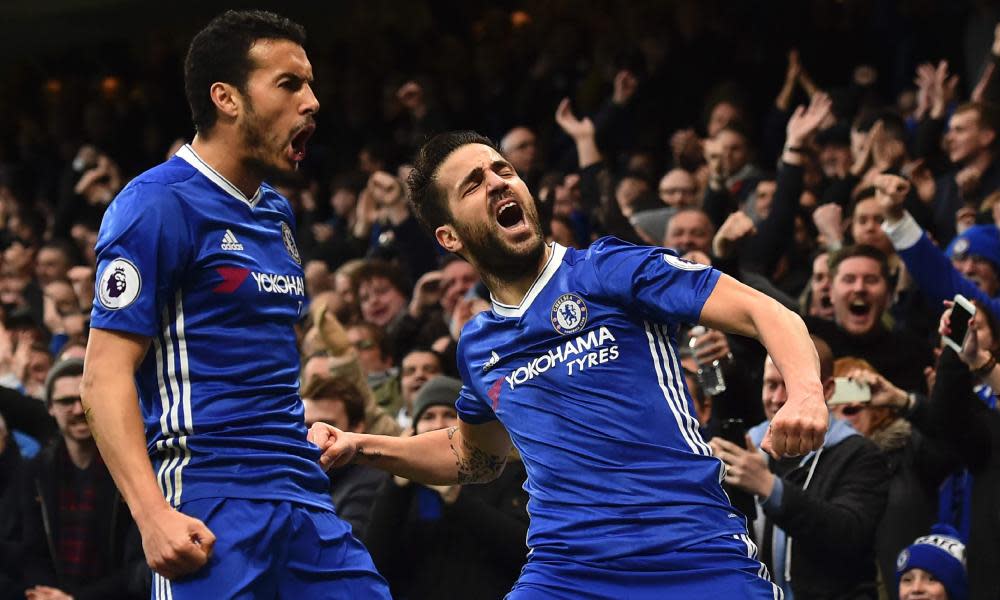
[490,243,567,318]
[175,144,263,208]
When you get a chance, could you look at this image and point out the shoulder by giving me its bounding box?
[260,183,294,217]
[126,157,201,198]
[573,236,643,263]
[578,236,708,271]
[456,314,494,361]
[825,434,885,469]
[107,160,197,216]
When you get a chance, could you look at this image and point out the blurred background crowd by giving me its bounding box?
[1,1,999,599]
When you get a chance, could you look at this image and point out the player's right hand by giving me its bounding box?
[308,422,357,471]
[139,507,215,580]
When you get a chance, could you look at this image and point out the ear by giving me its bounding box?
[435,224,464,254]
[209,82,241,121]
[979,127,996,149]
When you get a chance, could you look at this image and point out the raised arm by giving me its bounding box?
[699,274,828,456]
[82,328,215,580]
[309,417,513,486]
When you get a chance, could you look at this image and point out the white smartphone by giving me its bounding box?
[942,294,977,353]
[828,377,872,406]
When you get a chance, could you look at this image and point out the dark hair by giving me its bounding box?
[829,244,890,282]
[353,259,411,300]
[301,376,366,429]
[715,121,753,145]
[407,131,500,236]
[184,10,306,134]
[402,347,444,369]
[38,239,80,266]
[848,186,877,219]
[971,299,1000,353]
[853,109,907,142]
[344,322,391,362]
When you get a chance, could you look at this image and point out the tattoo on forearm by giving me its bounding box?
[355,445,382,462]
[447,426,507,484]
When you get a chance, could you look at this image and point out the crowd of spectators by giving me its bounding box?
[1,2,1000,599]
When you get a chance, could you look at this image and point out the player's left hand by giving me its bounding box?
[307,422,356,471]
[761,390,828,458]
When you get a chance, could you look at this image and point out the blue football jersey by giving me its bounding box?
[91,145,331,510]
[456,237,745,566]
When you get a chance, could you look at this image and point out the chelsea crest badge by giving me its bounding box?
[551,293,588,335]
[281,221,301,265]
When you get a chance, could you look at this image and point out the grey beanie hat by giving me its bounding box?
[44,358,85,406]
[411,375,462,425]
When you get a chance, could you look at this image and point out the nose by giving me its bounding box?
[301,83,320,116]
[485,169,509,195]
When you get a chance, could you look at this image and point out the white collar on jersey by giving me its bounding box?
[175,144,263,208]
[490,242,567,318]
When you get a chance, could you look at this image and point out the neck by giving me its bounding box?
[65,437,97,469]
[191,132,261,199]
[482,243,552,307]
[966,148,993,173]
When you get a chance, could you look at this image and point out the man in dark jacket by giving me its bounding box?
[711,338,889,599]
[15,358,145,600]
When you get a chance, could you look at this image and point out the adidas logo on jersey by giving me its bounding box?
[221,229,244,251]
[482,351,500,372]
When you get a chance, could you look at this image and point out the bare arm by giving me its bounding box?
[82,328,214,579]
[700,274,828,456]
[555,98,602,169]
[82,329,165,519]
[309,418,512,486]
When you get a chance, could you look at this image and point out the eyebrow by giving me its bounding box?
[457,159,513,193]
[274,72,314,85]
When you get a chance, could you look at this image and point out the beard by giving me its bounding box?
[238,101,299,183]
[454,209,545,283]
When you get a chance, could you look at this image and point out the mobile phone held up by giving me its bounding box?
[719,418,746,449]
[943,294,976,354]
[828,377,871,406]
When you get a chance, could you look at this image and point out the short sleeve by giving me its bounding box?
[454,337,498,425]
[455,384,497,425]
[90,182,191,337]
[588,237,721,324]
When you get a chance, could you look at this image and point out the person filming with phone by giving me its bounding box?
[831,357,959,600]
[931,299,1000,599]
[710,336,889,600]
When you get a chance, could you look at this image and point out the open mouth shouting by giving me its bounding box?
[493,196,529,234]
[847,298,870,317]
[288,122,316,163]
[839,296,879,334]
